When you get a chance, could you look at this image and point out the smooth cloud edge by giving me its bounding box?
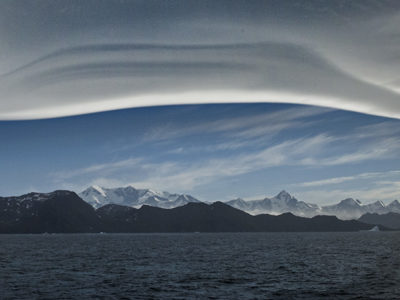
[1,89,400,121]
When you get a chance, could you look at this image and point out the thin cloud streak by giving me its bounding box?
[142,106,331,143]
[52,158,142,180]
[296,183,400,205]
[57,133,400,194]
[53,135,333,192]
[295,170,400,187]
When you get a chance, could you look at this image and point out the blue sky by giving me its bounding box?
[1,103,399,205]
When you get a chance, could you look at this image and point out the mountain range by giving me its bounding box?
[227,191,400,220]
[79,186,400,220]
[0,190,384,233]
[79,185,200,209]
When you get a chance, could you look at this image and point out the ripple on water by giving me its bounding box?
[0,232,399,299]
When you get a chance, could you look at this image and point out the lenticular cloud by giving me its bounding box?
[0,0,399,119]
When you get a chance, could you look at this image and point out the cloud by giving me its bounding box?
[322,137,400,165]
[50,123,400,198]
[351,121,400,139]
[61,134,335,192]
[295,170,400,187]
[142,106,330,143]
[296,182,400,205]
[0,1,400,119]
[52,158,142,180]
[51,135,330,192]
[292,169,400,204]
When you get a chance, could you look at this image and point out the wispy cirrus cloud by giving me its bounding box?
[36,99,400,201]
[332,137,400,164]
[295,170,400,187]
[57,132,400,194]
[136,136,400,192]
[52,158,142,180]
[351,121,400,139]
[143,106,330,143]
[296,182,400,205]
[52,134,333,192]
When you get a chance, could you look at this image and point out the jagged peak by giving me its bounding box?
[371,200,385,207]
[231,197,245,201]
[140,188,159,196]
[84,185,105,193]
[84,185,138,194]
[339,198,362,206]
[176,194,197,201]
[277,190,291,197]
[117,185,137,191]
[274,190,294,202]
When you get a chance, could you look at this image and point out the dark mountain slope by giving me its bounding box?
[97,202,258,232]
[359,212,400,230]
[97,201,379,233]
[252,213,374,232]
[0,191,101,233]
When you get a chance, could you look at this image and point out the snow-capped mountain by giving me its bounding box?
[322,198,364,220]
[79,186,400,220]
[79,185,200,209]
[386,200,400,213]
[226,191,400,220]
[321,198,398,219]
[227,190,320,218]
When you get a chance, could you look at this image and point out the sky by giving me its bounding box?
[0,1,400,205]
[1,103,400,205]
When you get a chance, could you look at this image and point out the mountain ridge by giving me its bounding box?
[4,187,400,222]
[358,212,400,230]
[0,190,387,233]
[79,185,200,209]
[227,191,400,220]
[0,190,101,233]
[78,185,400,220]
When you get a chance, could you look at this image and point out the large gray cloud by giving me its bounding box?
[0,0,399,119]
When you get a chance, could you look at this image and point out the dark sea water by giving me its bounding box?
[1,232,400,299]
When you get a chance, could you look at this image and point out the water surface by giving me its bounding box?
[1,232,400,299]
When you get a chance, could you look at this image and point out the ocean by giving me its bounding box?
[1,232,399,299]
